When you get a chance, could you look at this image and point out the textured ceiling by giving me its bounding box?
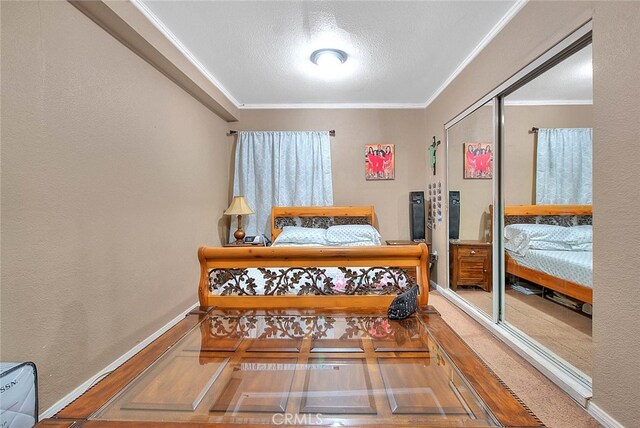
[139,0,520,107]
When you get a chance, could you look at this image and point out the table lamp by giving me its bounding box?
[224,196,254,244]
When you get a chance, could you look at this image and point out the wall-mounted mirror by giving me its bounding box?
[501,42,593,379]
[446,99,495,319]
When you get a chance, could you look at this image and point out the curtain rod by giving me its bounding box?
[529,127,539,133]
[227,130,336,137]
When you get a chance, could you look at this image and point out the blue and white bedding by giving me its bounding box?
[505,223,593,288]
[272,225,382,247]
[508,249,592,288]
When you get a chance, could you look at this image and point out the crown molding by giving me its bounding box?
[69,0,239,121]
[423,0,529,109]
[76,0,530,112]
[124,0,529,110]
[130,0,242,109]
[239,103,427,110]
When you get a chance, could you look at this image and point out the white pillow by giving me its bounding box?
[272,226,328,246]
[326,225,381,246]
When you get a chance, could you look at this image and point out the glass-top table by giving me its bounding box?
[48,307,542,427]
[91,311,496,426]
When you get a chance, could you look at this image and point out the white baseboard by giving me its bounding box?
[587,402,625,428]
[40,301,199,419]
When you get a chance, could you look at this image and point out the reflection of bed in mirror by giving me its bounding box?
[499,204,593,305]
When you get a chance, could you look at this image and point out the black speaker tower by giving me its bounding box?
[449,191,460,240]
[409,191,425,241]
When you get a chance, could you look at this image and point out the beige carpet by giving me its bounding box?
[429,291,600,428]
[455,288,592,376]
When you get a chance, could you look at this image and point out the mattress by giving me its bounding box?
[508,249,592,288]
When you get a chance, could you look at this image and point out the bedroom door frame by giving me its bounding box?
[440,20,593,406]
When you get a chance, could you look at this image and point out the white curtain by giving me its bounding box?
[230,131,333,239]
[536,128,592,204]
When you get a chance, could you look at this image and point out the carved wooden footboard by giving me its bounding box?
[198,244,429,308]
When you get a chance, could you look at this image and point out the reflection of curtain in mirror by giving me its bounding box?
[231,131,333,239]
[536,128,592,204]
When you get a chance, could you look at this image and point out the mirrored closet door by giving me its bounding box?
[446,99,496,320]
[501,42,593,379]
[444,23,593,392]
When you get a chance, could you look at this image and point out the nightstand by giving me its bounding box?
[449,240,492,292]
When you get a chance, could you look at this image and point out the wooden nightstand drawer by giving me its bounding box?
[457,246,488,258]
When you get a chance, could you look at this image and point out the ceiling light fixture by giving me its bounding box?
[310,49,348,68]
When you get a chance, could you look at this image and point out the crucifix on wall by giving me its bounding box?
[428,136,441,175]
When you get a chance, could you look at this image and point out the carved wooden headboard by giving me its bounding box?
[503,204,592,224]
[270,206,376,242]
[489,204,592,241]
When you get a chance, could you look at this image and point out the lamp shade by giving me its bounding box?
[224,196,254,216]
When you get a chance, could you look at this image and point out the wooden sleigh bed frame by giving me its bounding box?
[199,206,429,309]
[502,204,593,305]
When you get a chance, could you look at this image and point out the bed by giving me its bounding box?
[198,205,430,308]
[501,204,593,305]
